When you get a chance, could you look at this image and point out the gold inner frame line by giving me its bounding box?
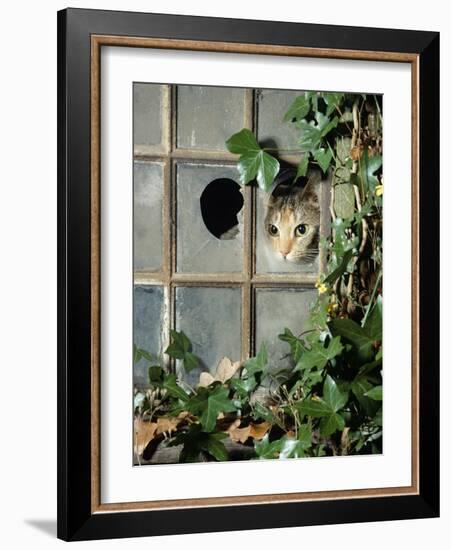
[90,34,420,514]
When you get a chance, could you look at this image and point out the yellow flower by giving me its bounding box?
[315,280,328,295]
[375,184,383,197]
[327,302,339,314]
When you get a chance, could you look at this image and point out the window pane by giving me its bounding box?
[255,288,316,372]
[175,286,242,384]
[176,163,243,273]
[133,83,168,154]
[134,160,164,272]
[176,85,246,151]
[256,88,305,151]
[133,285,165,387]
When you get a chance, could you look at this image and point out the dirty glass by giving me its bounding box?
[134,160,164,272]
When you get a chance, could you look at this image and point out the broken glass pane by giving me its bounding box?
[175,286,242,384]
[176,163,244,273]
[134,160,164,272]
[177,85,246,151]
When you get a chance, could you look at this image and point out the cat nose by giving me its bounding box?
[280,250,289,258]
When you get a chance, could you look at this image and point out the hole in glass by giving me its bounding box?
[200,178,243,240]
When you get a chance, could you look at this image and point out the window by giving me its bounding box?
[133,84,330,387]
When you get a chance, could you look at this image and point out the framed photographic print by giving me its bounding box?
[57,8,440,541]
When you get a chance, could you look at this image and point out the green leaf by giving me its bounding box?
[298,398,332,418]
[324,249,354,285]
[254,434,283,459]
[183,352,199,373]
[226,129,280,192]
[323,375,348,412]
[165,330,199,372]
[237,150,280,192]
[295,336,344,372]
[363,295,382,341]
[162,374,190,402]
[297,114,339,153]
[200,432,229,461]
[148,365,163,384]
[294,156,309,181]
[365,385,382,401]
[283,94,311,122]
[314,147,333,173]
[225,128,260,155]
[243,343,268,376]
[278,328,304,363]
[133,344,142,364]
[351,377,380,416]
[200,385,237,432]
[329,318,375,361]
[334,183,355,219]
[230,376,258,396]
[320,412,345,436]
[361,149,382,192]
[323,92,344,116]
[252,402,283,428]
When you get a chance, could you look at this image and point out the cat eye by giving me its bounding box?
[295,224,308,236]
[268,224,279,236]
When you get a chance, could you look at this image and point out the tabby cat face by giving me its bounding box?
[264,181,320,263]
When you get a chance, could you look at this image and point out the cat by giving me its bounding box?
[263,167,321,266]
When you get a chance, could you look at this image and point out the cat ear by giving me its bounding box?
[301,174,321,207]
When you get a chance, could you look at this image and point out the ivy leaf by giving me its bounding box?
[334,183,355,219]
[226,129,279,192]
[162,373,190,402]
[351,377,380,416]
[243,343,268,376]
[237,150,280,192]
[230,376,258,396]
[323,92,344,116]
[133,344,154,364]
[295,336,343,372]
[148,365,164,384]
[283,94,311,122]
[294,156,309,181]
[320,412,345,436]
[165,330,199,372]
[278,328,304,363]
[365,385,383,401]
[199,432,229,461]
[323,375,348,412]
[361,149,382,192]
[254,434,283,459]
[200,385,237,432]
[298,398,331,418]
[363,295,382,341]
[324,249,354,285]
[297,114,339,153]
[329,318,375,361]
[314,147,333,173]
[226,128,260,154]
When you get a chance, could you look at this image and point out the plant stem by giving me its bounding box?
[361,269,382,327]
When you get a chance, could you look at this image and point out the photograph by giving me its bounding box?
[132,84,384,465]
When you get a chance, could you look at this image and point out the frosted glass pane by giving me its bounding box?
[256,88,305,151]
[177,85,246,151]
[133,285,165,387]
[133,83,167,154]
[134,161,163,271]
[175,286,242,384]
[255,288,316,373]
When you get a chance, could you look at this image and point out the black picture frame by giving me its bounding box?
[57,7,440,541]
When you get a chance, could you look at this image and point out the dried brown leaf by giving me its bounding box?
[134,418,158,455]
